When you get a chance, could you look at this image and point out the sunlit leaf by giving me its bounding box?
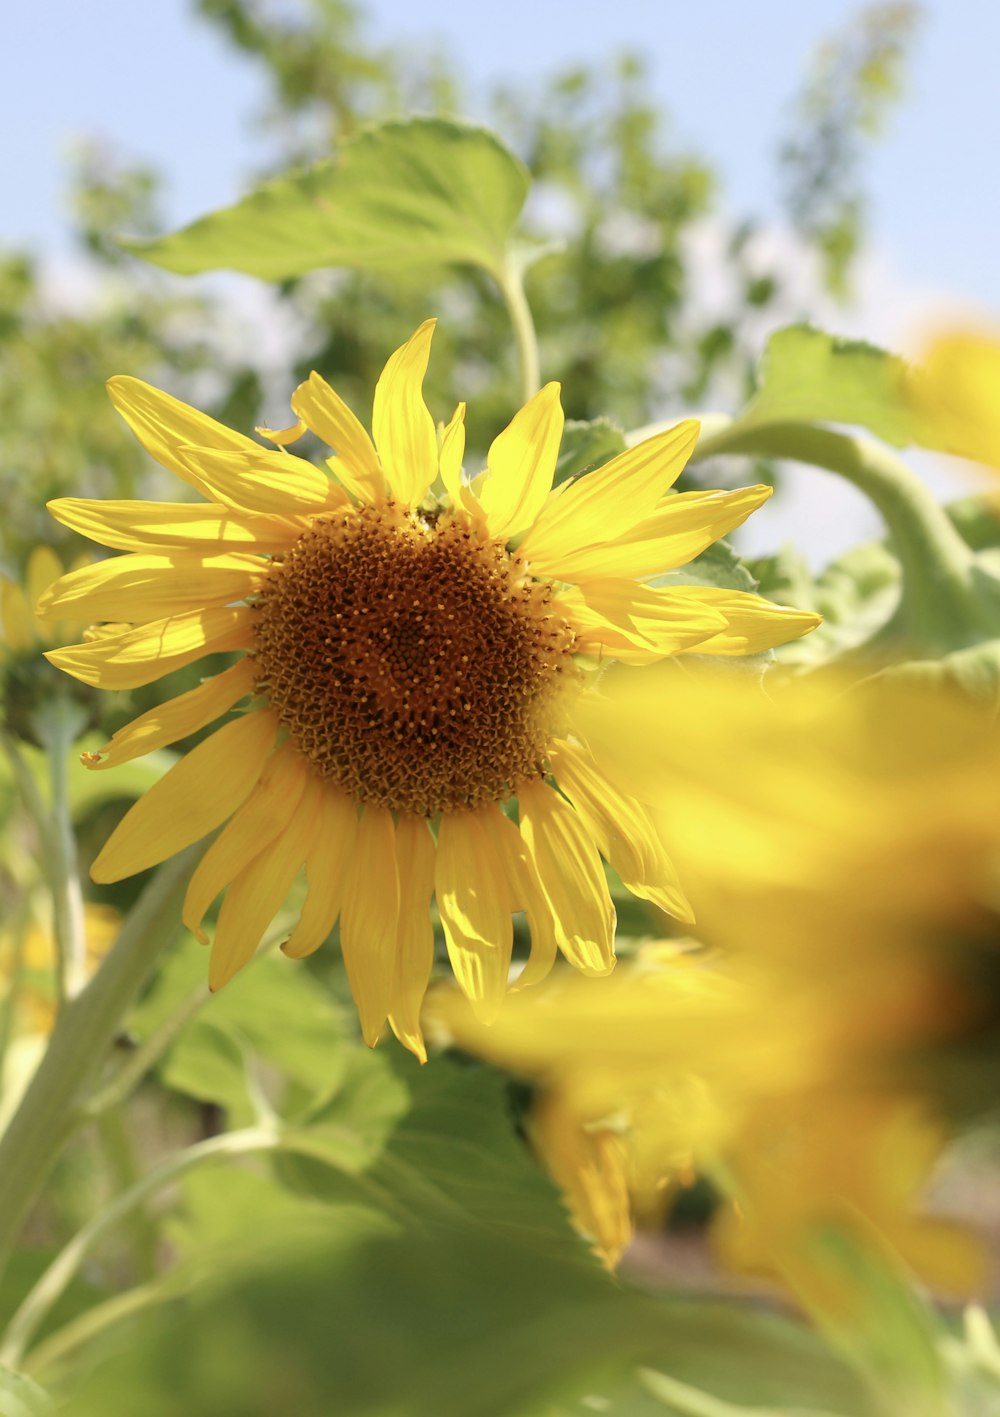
[123,118,530,283]
[735,325,913,446]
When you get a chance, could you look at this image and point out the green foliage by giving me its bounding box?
[553,418,628,486]
[734,325,913,446]
[60,1219,877,1417]
[125,119,531,285]
[780,3,921,298]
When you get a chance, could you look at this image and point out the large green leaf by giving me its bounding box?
[60,1218,878,1417]
[124,118,530,283]
[735,325,914,447]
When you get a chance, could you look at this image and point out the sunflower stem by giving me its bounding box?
[497,260,541,404]
[2,1125,280,1370]
[689,418,980,653]
[0,845,200,1287]
[33,696,89,1004]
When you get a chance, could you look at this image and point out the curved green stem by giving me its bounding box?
[0,845,200,1284]
[691,418,980,651]
[23,1276,181,1377]
[496,261,541,405]
[2,1125,279,1370]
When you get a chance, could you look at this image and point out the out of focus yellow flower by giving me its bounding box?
[437,667,998,1300]
[1,545,89,657]
[0,904,119,1039]
[909,329,1000,470]
[579,666,1000,991]
[437,950,985,1301]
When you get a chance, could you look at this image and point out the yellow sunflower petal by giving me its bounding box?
[517,778,616,976]
[291,371,384,503]
[549,739,694,922]
[83,658,257,771]
[107,376,262,497]
[1,577,35,651]
[208,775,321,990]
[282,784,359,959]
[670,587,822,655]
[184,743,310,942]
[45,606,255,689]
[47,498,304,554]
[372,319,439,506]
[520,420,700,573]
[435,809,514,1023]
[387,815,437,1063]
[339,804,400,1046]
[438,403,467,506]
[176,448,346,517]
[477,803,558,992]
[554,580,728,657]
[35,552,266,624]
[542,484,774,583]
[90,709,278,883]
[256,418,307,447]
[479,382,564,540]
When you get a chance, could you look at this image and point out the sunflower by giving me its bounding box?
[39,320,818,1058]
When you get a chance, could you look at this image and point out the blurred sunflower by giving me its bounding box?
[434,667,1000,1283]
[39,320,818,1057]
[909,328,1000,469]
[436,945,985,1302]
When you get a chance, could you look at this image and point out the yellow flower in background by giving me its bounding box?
[437,667,1000,1285]
[0,904,119,1039]
[577,665,1000,983]
[39,320,818,1058]
[909,328,1000,470]
[1,904,119,1128]
[1,545,89,659]
[435,950,985,1300]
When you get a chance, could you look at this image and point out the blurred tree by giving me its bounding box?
[780,2,921,299]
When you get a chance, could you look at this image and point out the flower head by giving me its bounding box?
[41,321,818,1057]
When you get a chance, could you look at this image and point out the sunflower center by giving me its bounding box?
[251,503,578,816]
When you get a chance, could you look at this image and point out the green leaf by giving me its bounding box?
[656,535,759,594]
[554,418,628,487]
[61,1220,878,1417]
[746,543,819,614]
[123,118,530,283]
[129,936,350,1126]
[736,325,914,447]
[795,1220,948,1417]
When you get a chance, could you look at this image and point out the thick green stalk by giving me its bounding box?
[0,846,199,1282]
[690,419,980,651]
